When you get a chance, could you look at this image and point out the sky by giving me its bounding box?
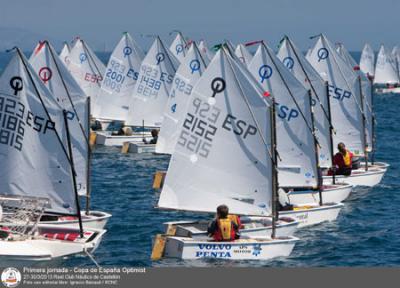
[0,0,399,51]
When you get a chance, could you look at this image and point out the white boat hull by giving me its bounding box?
[323,167,386,187]
[279,203,344,228]
[164,216,299,239]
[286,183,353,205]
[0,225,105,262]
[95,131,152,147]
[163,236,299,260]
[39,211,112,230]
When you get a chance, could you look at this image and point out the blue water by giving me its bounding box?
[0,52,399,267]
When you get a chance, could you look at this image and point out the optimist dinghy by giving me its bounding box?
[307,34,388,187]
[360,43,375,80]
[373,45,400,93]
[152,47,299,261]
[0,49,106,261]
[276,36,352,203]
[29,41,111,229]
[0,196,105,263]
[247,41,349,213]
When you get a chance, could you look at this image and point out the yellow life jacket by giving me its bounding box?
[343,150,352,167]
[228,214,239,226]
[217,218,233,241]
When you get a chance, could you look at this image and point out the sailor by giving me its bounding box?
[143,129,159,144]
[330,142,354,176]
[207,205,240,241]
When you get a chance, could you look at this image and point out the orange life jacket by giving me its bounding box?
[228,214,241,227]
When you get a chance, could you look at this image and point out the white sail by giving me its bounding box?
[374,45,400,85]
[235,44,253,66]
[360,43,375,78]
[29,41,89,196]
[158,48,273,216]
[277,37,332,168]
[169,32,187,63]
[336,43,374,151]
[66,38,105,116]
[391,46,400,76]
[198,40,214,64]
[0,50,77,215]
[248,42,318,188]
[96,32,145,121]
[125,37,178,127]
[59,42,71,66]
[306,34,365,155]
[156,42,208,154]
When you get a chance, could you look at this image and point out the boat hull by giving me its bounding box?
[39,211,112,230]
[279,203,344,228]
[163,216,299,239]
[0,226,106,263]
[95,131,152,146]
[286,183,353,205]
[163,236,299,260]
[322,168,386,187]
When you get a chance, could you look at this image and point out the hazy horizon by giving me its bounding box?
[0,0,399,52]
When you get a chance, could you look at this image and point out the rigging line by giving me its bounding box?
[46,41,90,146]
[263,42,317,141]
[15,48,74,169]
[285,36,335,131]
[222,47,276,166]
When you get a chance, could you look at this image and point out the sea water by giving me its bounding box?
[0,51,398,267]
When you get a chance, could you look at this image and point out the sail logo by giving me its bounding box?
[79,53,87,64]
[283,57,294,69]
[275,102,299,122]
[328,85,351,101]
[38,67,52,84]
[258,65,273,83]
[317,48,329,62]
[155,53,165,65]
[123,46,132,58]
[1,268,21,288]
[9,77,23,96]
[175,44,184,55]
[189,59,201,74]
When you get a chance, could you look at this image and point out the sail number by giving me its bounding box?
[177,97,220,158]
[136,64,174,98]
[275,102,299,122]
[103,59,138,93]
[0,95,55,151]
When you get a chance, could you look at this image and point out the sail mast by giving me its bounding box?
[86,97,92,215]
[63,110,84,237]
[271,97,278,239]
[325,81,336,184]
[358,76,369,171]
